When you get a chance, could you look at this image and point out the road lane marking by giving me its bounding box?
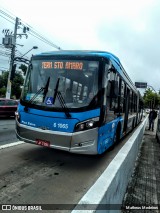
[0,141,24,150]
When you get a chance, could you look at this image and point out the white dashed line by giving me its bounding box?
[0,141,24,150]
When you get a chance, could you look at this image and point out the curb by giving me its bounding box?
[72,117,148,213]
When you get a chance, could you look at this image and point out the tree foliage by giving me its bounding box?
[11,72,24,98]
[0,71,8,97]
[0,71,24,99]
[0,71,8,88]
[143,88,160,109]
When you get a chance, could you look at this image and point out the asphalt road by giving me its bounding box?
[0,117,17,145]
[0,118,144,212]
[0,128,134,212]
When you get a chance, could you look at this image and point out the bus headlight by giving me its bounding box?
[86,120,94,128]
[75,117,99,132]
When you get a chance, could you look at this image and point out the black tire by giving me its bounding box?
[132,119,135,129]
[113,124,121,145]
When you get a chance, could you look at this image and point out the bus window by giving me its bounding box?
[134,94,136,112]
[120,80,124,113]
[121,81,126,113]
[106,67,119,112]
[82,86,88,101]
[106,70,112,109]
[129,90,133,113]
[112,73,119,113]
[22,59,99,109]
[133,93,137,112]
[72,81,78,101]
[77,83,82,100]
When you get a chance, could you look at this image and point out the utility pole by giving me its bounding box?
[3,17,29,98]
[5,17,19,99]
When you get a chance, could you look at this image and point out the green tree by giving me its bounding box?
[0,71,8,97]
[0,87,6,97]
[143,88,160,109]
[0,71,8,88]
[11,72,24,99]
[0,71,24,99]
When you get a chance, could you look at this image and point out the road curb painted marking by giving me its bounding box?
[72,117,148,213]
[0,141,24,150]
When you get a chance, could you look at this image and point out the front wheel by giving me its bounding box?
[109,128,120,151]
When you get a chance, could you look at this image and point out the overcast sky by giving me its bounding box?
[0,0,160,92]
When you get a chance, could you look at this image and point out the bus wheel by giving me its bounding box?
[132,119,135,129]
[113,125,121,145]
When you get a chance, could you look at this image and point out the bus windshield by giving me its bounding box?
[21,59,100,111]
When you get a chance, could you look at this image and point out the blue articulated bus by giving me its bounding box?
[15,50,143,155]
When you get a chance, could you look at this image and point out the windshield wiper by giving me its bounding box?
[53,78,71,118]
[57,91,71,118]
[24,77,50,112]
[43,77,50,102]
[53,78,60,105]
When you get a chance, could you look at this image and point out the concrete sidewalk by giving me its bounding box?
[122,118,160,212]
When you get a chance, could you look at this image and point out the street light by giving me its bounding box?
[5,46,38,99]
[11,46,38,80]
[21,46,38,58]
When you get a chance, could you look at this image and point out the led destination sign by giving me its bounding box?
[42,61,83,70]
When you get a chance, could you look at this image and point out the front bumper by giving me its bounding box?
[16,120,98,155]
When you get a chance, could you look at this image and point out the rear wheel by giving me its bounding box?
[132,119,135,129]
[113,124,121,145]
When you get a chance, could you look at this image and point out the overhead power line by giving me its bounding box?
[0,45,11,51]
[0,9,15,21]
[20,22,62,50]
[0,13,15,24]
[28,30,61,50]
[0,9,62,50]
[0,51,10,57]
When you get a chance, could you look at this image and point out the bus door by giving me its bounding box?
[123,87,130,133]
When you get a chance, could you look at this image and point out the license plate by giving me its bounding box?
[36,139,50,147]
